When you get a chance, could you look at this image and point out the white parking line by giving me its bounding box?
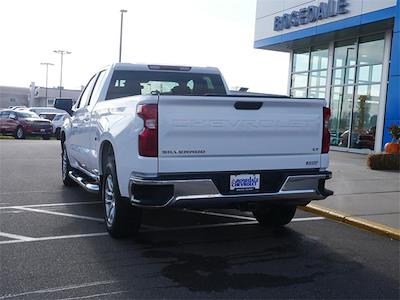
[0,190,66,196]
[0,232,109,245]
[60,291,127,300]
[141,216,324,233]
[0,232,35,241]
[14,207,104,222]
[184,209,325,222]
[0,216,324,245]
[0,280,118,299]
[0,201,101,210]
[184,209,256,220]
[145,221,260,232]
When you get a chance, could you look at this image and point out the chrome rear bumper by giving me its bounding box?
[128,172,332,208]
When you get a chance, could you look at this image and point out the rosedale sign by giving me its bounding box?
[274,0,349,31]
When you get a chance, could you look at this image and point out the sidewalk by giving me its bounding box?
[303,151,400,238]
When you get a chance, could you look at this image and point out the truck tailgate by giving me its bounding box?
[158,96,325,173]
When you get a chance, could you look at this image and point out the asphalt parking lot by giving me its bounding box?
[0,140,399,299]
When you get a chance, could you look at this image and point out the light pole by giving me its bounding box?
[53,50,72,98]
[40,62,54,106]
[119,9,128,63]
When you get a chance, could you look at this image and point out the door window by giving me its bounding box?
[76,75,97,109]
[88,70,107,106]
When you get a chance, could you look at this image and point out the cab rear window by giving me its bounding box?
[106,70,226,100]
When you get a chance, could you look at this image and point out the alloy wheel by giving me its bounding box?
[104,175,116,226]
[62,150,67,180]
[16,128,23,139]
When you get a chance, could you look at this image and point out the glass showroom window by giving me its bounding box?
[329,34,385,150]
[290,45,328,99]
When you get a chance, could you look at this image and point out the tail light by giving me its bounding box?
[137,104,158,157]
[322,107,331,154]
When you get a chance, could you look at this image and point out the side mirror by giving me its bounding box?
[10,114,17,120]
[54,99,73,115]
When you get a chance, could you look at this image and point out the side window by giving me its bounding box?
[88,70,107,106]
[203,76,215,90]
[76,75,97,109]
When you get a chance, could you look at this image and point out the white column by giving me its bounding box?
[325,41,335,107]
[287,49,294,96]
[374,30,392,152]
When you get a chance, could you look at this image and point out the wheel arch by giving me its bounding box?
[99,140,114,176]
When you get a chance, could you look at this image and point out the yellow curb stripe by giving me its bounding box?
[300,204,400,241]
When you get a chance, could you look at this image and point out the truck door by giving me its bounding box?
[81,70,107,175]
[69,74,97,167]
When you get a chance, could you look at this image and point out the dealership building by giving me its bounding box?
[0,83,81,109]
[255,0,399,153]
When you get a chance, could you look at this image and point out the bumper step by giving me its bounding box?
[68,171,99,193]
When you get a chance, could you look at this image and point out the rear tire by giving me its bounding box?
[61,143,76,186]
[253,205,296,227]
[102,148,142,238]
[15,126,25,139]
[42,135,50,140]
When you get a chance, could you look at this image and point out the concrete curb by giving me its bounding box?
[300,204,400,241]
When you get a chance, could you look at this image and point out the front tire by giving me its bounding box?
[253,205,296,227]
[61,143,76,186]
[102,149,142,238]
[42,135,50,140]
[15,126,25,139]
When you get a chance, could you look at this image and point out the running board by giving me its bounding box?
[68,171,99,193]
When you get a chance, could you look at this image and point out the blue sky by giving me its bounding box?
[0,0,289,93]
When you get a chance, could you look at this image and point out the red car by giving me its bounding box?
[0,110,53,139]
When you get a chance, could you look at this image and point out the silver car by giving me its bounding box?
[51,113,67,139]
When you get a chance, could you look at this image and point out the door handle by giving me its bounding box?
[234,101,263,110]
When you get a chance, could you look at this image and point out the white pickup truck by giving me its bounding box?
[55,63,333,238]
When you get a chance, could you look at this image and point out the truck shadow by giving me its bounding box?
[53,198,398,298]
[131,226,362,293]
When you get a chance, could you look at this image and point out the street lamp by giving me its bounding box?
[40,62,54,106]
[53,50,72,98]
[119,9,128,63]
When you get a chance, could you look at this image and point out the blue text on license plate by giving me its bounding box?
[230,174,260,191]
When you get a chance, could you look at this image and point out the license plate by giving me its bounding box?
[230,174,260,191]
[40,129,45,132]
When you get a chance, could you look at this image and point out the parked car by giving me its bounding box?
[56,63,333,238]
[51,113,67,139]
[28,107,65,121]
[0,110,53,139]
[9,106,27,110]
